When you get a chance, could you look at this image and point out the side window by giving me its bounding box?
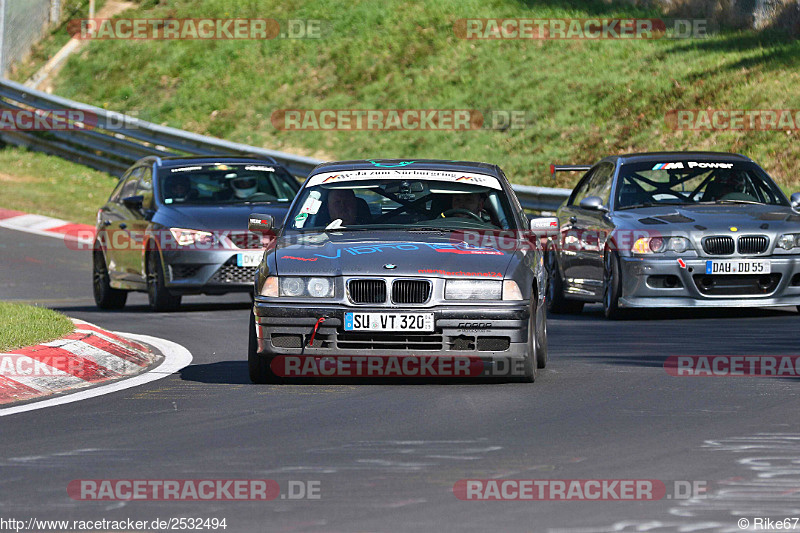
[118,168,143,202]
[136,167,154,210]
[569,167,597,206]
[108,169,133,202]
[588,163,615,205]
[498,169,524,224]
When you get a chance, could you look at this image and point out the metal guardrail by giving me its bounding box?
[0,77,571,211]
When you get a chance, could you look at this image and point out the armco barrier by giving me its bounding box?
[0,78,571,211]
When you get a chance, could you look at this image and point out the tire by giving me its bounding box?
[248,312,281,384]
[147,249,182,312]
[93,248,127,309]
[535,297,548,369]
[603,250,626,320]
[517,298,538,383]
[545,249,584,315]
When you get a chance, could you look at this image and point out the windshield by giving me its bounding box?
[285,171,516,233]
[615,160,789,209]
[159,163,299,205]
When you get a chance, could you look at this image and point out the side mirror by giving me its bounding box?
[579,195,608,212]
[529,216,559,231]
[791,192,800,208]
[122,195,144,210]
[249,214,274,233]
[529,216,559,251]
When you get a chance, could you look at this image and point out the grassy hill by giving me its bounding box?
[11,0,800,192]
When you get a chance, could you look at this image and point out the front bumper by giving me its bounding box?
[252,301,531,363]
[161,249,262,294]
[618,255,800,308]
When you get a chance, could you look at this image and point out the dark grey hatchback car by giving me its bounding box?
[92,156,299,311]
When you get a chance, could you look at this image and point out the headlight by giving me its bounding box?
[280,277,305,297]
[445,280,502,300]
[307,277,333,298]
[169,228,216,247]
[271,277,335,298]
[632,236,691,254]
[777,233,800,251]
[667,237,689,253]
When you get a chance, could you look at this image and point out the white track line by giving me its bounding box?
[0,333,193,417]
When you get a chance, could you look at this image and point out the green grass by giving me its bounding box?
[8,0,108,83]
[3,0,800,225]
[0,302,74,351]
[41,0,800,191]
[0,146,117,225]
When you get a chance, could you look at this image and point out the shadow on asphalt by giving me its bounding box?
[180,361,252,385]
[179,361,533,386]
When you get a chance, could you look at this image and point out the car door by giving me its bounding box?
[123,165,155,285]
[559,167,596,290]
[114,167,146,284]
[99,170,138,284]
[575,162,615,296]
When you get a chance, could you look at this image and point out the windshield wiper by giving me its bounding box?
[406,226,451,232]
[698,199,764,205]
[616,202,659,210]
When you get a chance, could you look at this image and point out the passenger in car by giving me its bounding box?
[326,189,372,226]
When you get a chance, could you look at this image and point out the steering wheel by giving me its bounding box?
[247,192,277,202]
[442,208,484,222]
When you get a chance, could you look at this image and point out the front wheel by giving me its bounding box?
[248,312,281,384]
[603,251,626,320]
[93,249,127,309]
[517,298,539,383]
[535,297,548,369]
[147,250,182,312]
[545,249,584,314]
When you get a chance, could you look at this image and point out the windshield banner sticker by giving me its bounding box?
[307,169,503,190]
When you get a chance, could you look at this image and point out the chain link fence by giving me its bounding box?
[0,0,61,76]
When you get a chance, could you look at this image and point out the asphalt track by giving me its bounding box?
[1,225,800,533]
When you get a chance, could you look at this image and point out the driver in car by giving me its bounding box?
[450,192,486,217]
[230,176,258,199]
[327,189,359,226]
[166,175,191,201]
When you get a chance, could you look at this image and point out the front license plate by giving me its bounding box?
[237,252,262,267]
[705,260,770,275]
[344,312,434,332]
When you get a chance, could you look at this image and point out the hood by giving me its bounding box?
[273,231,515,278]
[153,204,289,232]
[615,204,800,233]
